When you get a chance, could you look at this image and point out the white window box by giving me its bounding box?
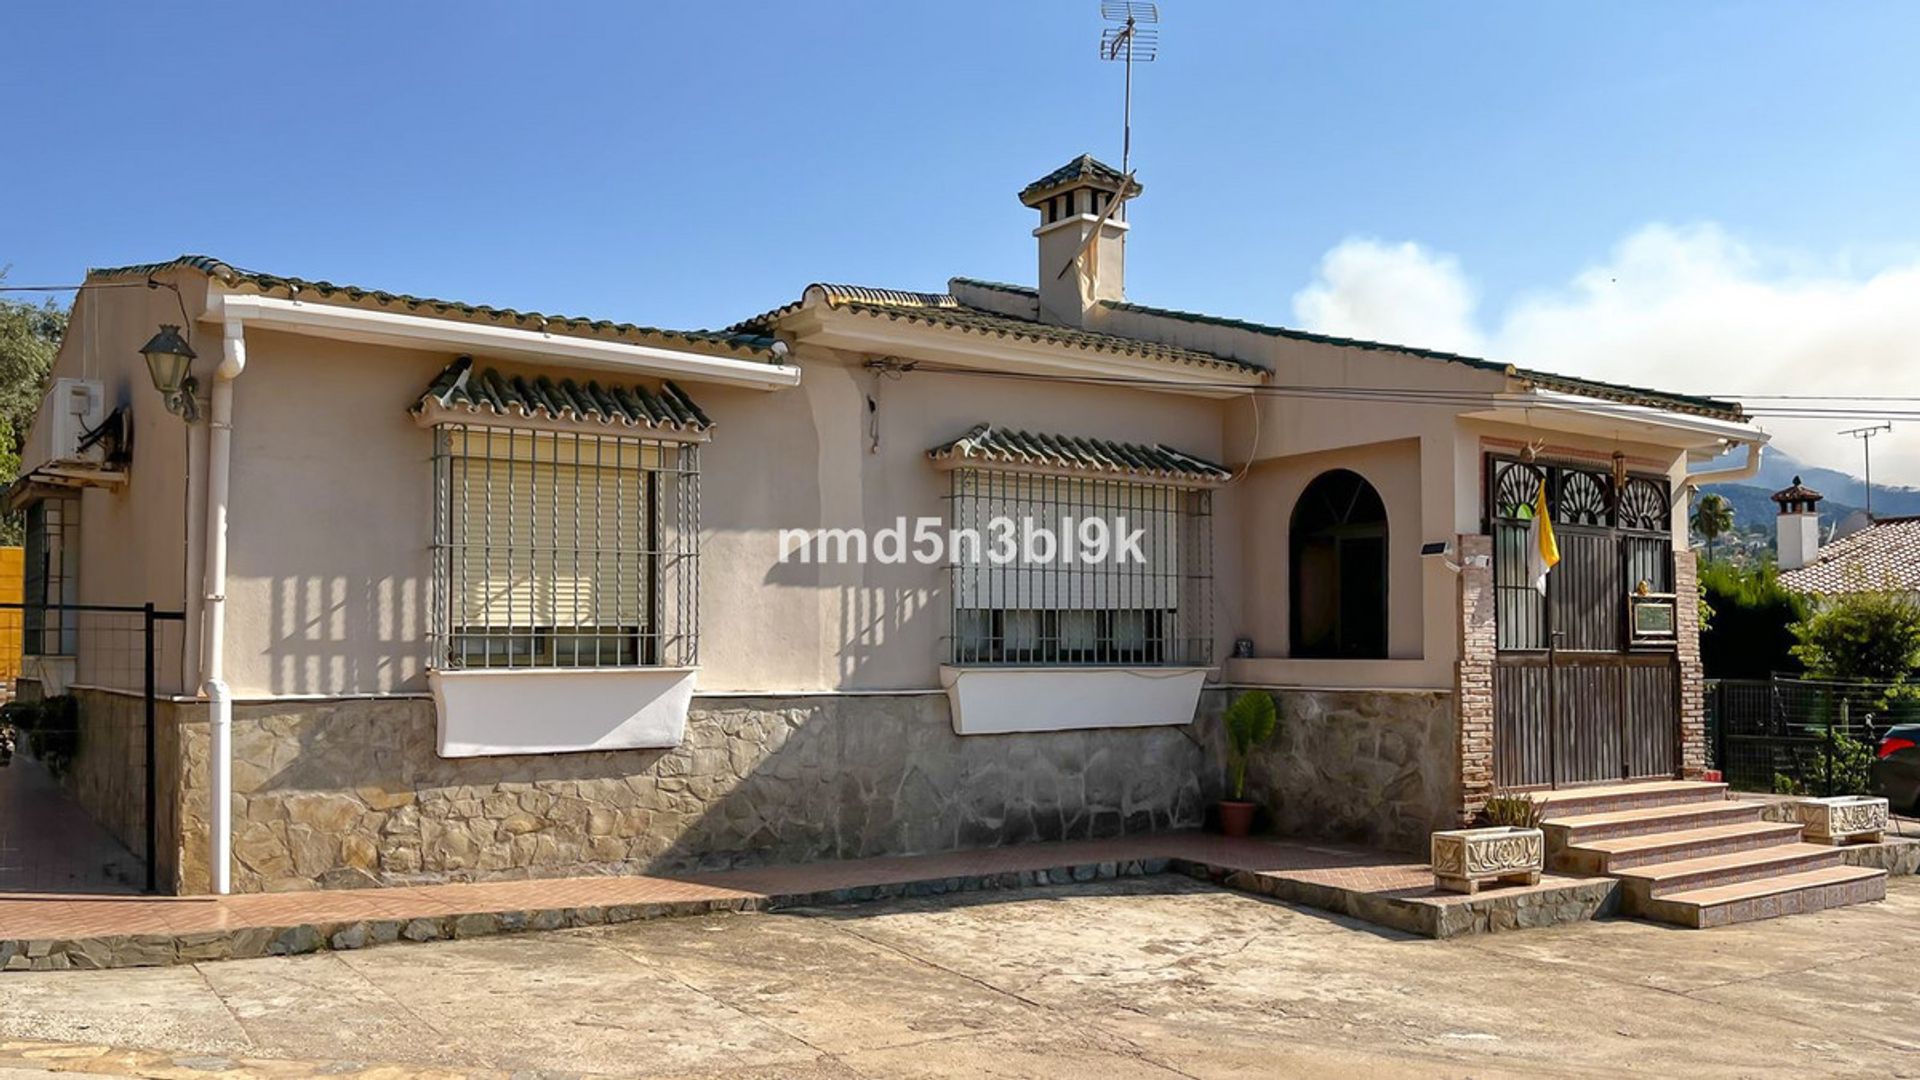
[939,665,1211,736]
[428,666,697,758]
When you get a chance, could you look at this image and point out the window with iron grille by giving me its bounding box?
[430,424,699,669]
[945,468,1213,666]
[22,496,79,656]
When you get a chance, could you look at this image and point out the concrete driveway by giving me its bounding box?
[3,874,1918,1079]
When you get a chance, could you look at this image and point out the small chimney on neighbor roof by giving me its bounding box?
[1771,476,1824,570]
[1019,155,1139,327]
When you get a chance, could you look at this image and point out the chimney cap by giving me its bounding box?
[1771,475,1824,512]
[1019,154,1141,207]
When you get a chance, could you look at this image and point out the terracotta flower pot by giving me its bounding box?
[1217,800,1256,838]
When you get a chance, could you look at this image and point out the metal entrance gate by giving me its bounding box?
[0,602,186,893]
[1486,458,1683,789]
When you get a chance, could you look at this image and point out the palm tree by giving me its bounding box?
[1691,493,1735,562]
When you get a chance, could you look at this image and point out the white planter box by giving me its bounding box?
[429,666,696,758]
[939,665,1211,736]
[1792,795,1889,845]
[1430,826,1544,894]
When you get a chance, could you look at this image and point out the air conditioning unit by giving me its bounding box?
[28,378,107,470]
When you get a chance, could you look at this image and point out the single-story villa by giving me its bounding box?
[13,155,1768,894]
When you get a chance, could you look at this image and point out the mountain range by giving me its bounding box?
[1699,448,1920,541]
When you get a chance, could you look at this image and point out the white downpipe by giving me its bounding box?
[203,317,246,895]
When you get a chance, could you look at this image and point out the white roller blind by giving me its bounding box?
[448,434,653,631]
[952,473,1182,611]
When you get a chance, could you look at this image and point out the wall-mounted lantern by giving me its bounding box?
[139,324,199,422]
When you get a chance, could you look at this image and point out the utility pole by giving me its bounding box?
[1840,422,1893,519]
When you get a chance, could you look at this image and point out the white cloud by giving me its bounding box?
[1292,239,1485,358]
[1291,226,1920,486]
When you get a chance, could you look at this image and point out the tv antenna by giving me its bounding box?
[1840,421,1893,518]
[1100,2,1158,182]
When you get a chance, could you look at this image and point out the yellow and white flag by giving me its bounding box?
[1527,479,1560,595]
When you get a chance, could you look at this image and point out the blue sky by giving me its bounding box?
[7,2,1920,477]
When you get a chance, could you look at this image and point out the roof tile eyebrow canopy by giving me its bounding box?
[928,423,1231,488]
[411,357,713,437]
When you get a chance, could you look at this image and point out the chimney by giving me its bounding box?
[1018,155,1139,327]
[1771,476,1824,569]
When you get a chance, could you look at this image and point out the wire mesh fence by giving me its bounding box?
[1706,676,1917,796]
[0,603,187,893]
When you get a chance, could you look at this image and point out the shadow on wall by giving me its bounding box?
[268,574,430,696]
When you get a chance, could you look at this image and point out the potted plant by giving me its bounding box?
[1218,690,1277,838]
[1430,791,1545,894]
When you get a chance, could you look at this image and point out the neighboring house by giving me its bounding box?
[12,155,1767,894]
[1774,477,1920,600]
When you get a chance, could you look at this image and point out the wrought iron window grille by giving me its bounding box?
[943,467,1213,667]
[430,423,700,670]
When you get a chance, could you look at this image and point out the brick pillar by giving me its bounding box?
[1454,533,1496,824]
[1674,548,1708,779]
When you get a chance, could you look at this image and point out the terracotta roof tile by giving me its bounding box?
[1778,516,1920,595]
[89,255,782,362]
[413,356,711,432]
[733,283,1267,377]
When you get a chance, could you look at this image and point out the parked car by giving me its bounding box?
[1873,724,1920,813]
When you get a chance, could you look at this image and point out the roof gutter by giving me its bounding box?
[205,291,801,390]
[1682,437,1768,488]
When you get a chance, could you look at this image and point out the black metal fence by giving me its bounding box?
[0,602,187,893]
[1706,676,1915,796]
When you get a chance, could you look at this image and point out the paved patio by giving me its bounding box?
[0,754,142,896]
[0,833,1616,969]
[3,874,1918,1079]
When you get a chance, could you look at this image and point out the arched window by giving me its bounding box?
[1290,469,1389,659]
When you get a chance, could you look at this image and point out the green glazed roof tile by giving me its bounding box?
[413,356,711,432]
[929,423,1229,484]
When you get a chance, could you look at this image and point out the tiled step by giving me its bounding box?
[1636,865,1888,929]
[1615,843,1842,901]
[1534,780,1729,819]
[1555,821,1807,875]
[1543,800,1763,849]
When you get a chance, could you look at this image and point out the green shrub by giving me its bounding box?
[1791,589,1920,684]
[1699,562,1807,679]
[0,695,79,779]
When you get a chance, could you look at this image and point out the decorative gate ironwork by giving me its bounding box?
[1487,457,1682,789]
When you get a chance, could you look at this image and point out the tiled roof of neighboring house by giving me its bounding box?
[928,423,1231,485]
[1778,516,1920,596]
[732,283,1267,377]
[413,356,712,432]
[88,255,783,362]
[1018,154,1142,205]
[950,277,1748,422]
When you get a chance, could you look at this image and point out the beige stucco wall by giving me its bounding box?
[39,274,1733,704]
[24,270,198,694]
[209,326,1227,697]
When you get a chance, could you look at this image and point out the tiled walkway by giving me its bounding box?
[0,832,1614,968]
[0,751,144,895]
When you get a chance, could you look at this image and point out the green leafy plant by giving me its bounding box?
[1222,690,1278,801]
[1791,588,1920,684]
[1699,561,1807,679]
[0,695,79,779]
[1478,790,1544,830]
